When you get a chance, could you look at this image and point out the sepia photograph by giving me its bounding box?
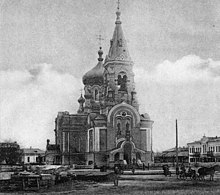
[0,0,220,194]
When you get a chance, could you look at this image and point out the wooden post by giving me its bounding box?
[22,177,25,190]
[36,178,39,190]
[176,119,179,175]
[93,128,96,168]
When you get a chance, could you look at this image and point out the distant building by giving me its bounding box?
[188,135,220,163]
[0,142,21,164]
[154,147,188,164]
[47,6,154,167]
[22,147,45,164]
[0,142,20,149]
[45,139,61,165]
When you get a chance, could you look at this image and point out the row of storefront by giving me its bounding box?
[188,136,220,163]
[154,136,220,164]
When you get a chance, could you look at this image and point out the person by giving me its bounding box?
[180,163,186,172]
[176,165,180,179]
[132,158,136,174]
[163,164,170,176]
[188,166,192,174]
[143,162,145,171]
[114,166,120,186]
[132,165,135,174]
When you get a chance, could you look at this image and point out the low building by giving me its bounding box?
[45,139,61,165]
[164,147,188,164]
[22,147,45,164]
[154,147,188,164]
[187,135,220,163]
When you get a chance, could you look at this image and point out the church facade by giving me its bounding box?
[46,7,154,167]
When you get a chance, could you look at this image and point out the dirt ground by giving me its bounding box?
[1,174,220,195]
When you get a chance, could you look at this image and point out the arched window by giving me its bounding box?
[100,129,107,151]
[72,137,78,153]
[110,39,113,47]
[114,153,120,162]
[118,74,127,91]
[78,137,83,152]
[125,121,130,140]
[117,122,121,135]
[89,130,93,152]
[117,39,123,47]
[94,89,99,101]
[126,122,130,131]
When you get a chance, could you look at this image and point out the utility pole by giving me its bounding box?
[176,119,179,175]
[93,127,96,169]
[68,134,70,166]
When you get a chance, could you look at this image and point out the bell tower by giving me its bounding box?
[103,5,139,113]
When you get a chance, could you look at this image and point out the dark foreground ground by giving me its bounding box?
[1,174,220,195]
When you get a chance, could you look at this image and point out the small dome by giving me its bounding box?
[82,47,104,85]
[78,94,85,103]
[98,47,103,60]
[141,113,151,120]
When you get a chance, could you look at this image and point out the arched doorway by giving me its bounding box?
[114,153,120,162]
[136,152,141,161]
[124,143,132,165]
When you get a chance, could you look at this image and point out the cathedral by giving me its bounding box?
[46,6,154,167]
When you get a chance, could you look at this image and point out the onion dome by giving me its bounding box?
[77,94,85,114]
[78,94,85,104]
[82,47,104,86]
[141,113,151,120]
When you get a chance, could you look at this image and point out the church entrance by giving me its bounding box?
[123,142,132,165]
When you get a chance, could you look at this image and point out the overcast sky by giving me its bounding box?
[0,0,220,151]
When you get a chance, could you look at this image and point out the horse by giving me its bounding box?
[198,165,220,181]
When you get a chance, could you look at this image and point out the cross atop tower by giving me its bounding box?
[115,0,121,22]
[80,88,83,95]
[96,34,104,47]
[117,0,120,10]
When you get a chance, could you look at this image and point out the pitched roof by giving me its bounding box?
[207,136,220,142]
[163,147,188,153]
[22,148,45,154]
[188,136,220,145]
[164,151,188,157]
[187,141,201,145]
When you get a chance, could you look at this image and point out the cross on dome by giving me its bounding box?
[96,34,104,47]
[117,0,120,10]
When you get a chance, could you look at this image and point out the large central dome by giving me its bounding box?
[82,47,104,86]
